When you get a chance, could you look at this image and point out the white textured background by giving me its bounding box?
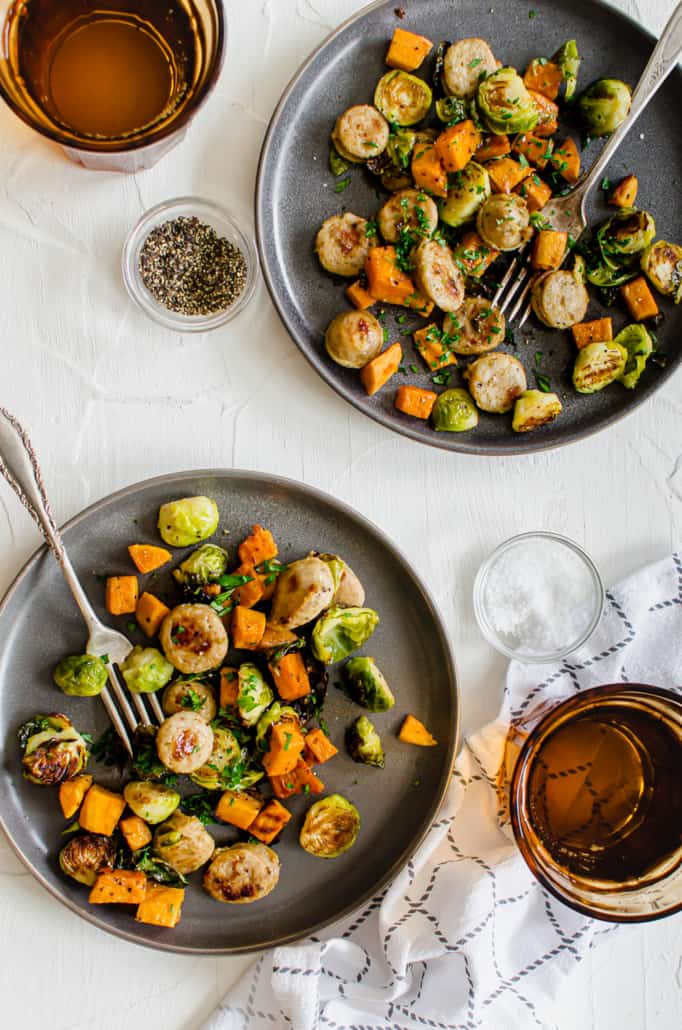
[0,0,680,1027]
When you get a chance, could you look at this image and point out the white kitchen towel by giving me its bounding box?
[205,553,682,1030]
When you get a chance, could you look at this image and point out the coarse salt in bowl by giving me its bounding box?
[473,532,605,664]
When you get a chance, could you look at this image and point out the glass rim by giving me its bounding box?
[0,1,227,153]
[121,195,259,332]
[473,531,606,665]
[510,682,682,923]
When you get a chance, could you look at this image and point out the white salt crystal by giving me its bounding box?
[482,538,598,657]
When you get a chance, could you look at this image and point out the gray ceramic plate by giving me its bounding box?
[256,0,682,455]
[0,470,458,953]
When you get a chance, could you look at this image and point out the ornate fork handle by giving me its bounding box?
[577,1,682,207]
[0,407,101,638]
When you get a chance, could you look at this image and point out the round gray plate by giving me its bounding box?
[0,470,458,953]
[256,0,682,455]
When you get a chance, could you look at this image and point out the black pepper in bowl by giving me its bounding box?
[138,216,247,316]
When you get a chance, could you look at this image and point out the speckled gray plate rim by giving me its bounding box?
[256,0,682,456]
[0,469,458,954]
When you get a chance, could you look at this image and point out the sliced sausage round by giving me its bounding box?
[325,310,384,369]
[444,296,506,354]
[377,189,439,244]
[412,239,465,313]
[476,194,530,252]
[443,39,498,99]
[315,213,375,277]
[333,104,390,162]
[531,270,589,329]
[464,353,528,413]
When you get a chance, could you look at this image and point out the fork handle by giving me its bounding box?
[0,408,100,636]
[578,1,682,201]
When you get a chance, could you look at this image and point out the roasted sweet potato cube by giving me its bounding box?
[238,525,278,567]
[89,869,147,904]
[248,799,292,844]
[135,884,184,928]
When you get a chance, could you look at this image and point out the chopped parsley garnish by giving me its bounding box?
[535,373,552,393]
[333,177,352,194]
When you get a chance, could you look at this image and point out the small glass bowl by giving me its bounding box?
[122,196,258,332]
[473,532,605,665]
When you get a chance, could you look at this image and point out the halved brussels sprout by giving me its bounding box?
[190,727,242,790]
[553,40,580,101]
[641,240,682,302]
[343,657,395,712]
[270,556,335,629]
[238,664,274,726]
[157,496,220,548]
[512,391,562,433]
[440,161,491,228]
[615,324,653,390]
[153,811,215,875]
[573,341,628,394]
[578,78,631,137]
[329,145,350,177]
[132,850,187,887]
[299,794,361,858]
[162,680,217,722]
[123,780,181,824]
[346,715,385,768]
[435,96,468,124]
[53,654,108,697]
[597,210,656,262]
[19,714,89,786]
[477,67,539,134]
[59,833,116,886]
[312,606,380,664]
[121,646,174,694]
[172,544,229,588]
[374,70,433,126]
[431,389,479,432]
[386,128,417,170]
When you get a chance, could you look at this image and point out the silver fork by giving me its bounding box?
[0,407,164,755]
[496,0,682,327]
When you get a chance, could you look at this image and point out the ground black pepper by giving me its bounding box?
[139,216,247,316]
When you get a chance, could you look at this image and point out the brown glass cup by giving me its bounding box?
[0,0,226,172]
[509,684,682,922]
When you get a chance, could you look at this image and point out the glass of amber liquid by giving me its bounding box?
[510,684,682,921]
[0,0,225,172]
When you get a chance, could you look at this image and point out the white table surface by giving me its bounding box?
[0,0,680,1027]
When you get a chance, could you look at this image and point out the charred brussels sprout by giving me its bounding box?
[477,67,539,134]
[512,391,563,433]
[59,833,116,886]
[597,210,656,263]
[374,70,433,126]
[386,128,417,170]
[237,664,274,726]
[19,714,88,786]
[343,657,395,712]
[190,727,242,790]
[641,240,682,302]
[132,849,187,887]
[578,78,631,137]
[440,161,491,228]
[299,794,361,858]
[312,606,380,664]
[157,496,220,548]
[615,324,653,390]
[121,646,174,694]
[346,715,385,768]
[553,40,580,101]
[123,780,180,824]
[431,389,479,432]
[573,341,628,394]
[172,544,229,588]
[53,654,108,697]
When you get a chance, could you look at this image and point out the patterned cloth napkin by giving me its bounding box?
[205,553,682,1030]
